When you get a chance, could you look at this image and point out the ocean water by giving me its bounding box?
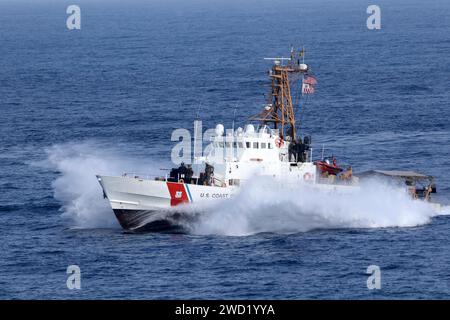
[1,0,450,299]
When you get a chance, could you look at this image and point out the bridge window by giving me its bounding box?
[261,143,267,149]
[253,142,259,149]
[268,143,273,149]
[238,142,243,148]
[246,142,251,148]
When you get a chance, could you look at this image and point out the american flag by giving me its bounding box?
[302,75,317,94]
[302,83,315,94]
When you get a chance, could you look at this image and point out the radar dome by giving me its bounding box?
[299,63,308,71]
[215,124,224,136]
[245,124,255,134]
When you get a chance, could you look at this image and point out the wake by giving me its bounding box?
[180,176,439,236]
[40,142,441,235]
[39,141,165,228]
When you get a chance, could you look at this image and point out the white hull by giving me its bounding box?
[97,175,239,231]
[96,174,357,231]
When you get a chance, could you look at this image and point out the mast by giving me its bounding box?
[250,48,309,141]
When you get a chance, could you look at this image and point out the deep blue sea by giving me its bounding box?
[1,0,450,299]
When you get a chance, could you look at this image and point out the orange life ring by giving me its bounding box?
[303,172,313,181]
[275,137,284,148]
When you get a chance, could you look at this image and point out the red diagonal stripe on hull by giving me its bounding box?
[166,182,189,206]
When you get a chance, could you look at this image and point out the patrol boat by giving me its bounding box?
[96,48,358,231]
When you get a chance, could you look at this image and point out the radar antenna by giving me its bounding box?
[250,48,310,141]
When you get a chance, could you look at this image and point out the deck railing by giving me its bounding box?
[122,172,168,181]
